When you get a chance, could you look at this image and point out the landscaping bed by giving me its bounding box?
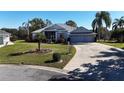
[9,48,52,56]
[0,40,76,69]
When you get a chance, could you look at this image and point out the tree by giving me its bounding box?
[19,18,52,41]
[111,29,124,42]
[35,33,46,51]
[111,16,124,42]
[22,20,30,41]
[45,19,52,26]
[65,20,77,27]
[92,18,98,33]
[29,18,46,31]
[92,11,112,40]
[112,16,124,30]
[21,18,47,41]
[18,26,28,40]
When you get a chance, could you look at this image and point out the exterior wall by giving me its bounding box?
[32,33,36,40]
[3,35,10,45]
[0,36,3,45]
[0,34,10,45]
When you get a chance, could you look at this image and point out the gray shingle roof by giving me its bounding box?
[56,24,76,32]
[70,27,96,34]
[32,24,76,33]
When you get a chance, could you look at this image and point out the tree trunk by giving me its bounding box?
[38,41,41,51]
[98,28,101,41]
[95,28,98,42]
[97,30,101,41]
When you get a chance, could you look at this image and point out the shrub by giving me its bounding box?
[10,35,18,41]
[111,29,124,42]
[25,37,31,42]
[53,53,61,62]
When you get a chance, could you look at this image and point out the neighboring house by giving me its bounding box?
[32,24,96,44]
[0,30,11,46]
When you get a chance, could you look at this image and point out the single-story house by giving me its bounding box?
[0,30,11,46]
[32,24,96,44]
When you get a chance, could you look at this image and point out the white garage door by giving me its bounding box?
[70,35,95,43]
[0,37,3,45]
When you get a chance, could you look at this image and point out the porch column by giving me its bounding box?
[55,32,58,42]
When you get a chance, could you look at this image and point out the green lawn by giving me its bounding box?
[0,40,76,69]
[98,41,124,49]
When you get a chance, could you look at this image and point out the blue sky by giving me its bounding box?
[0,11,124,29]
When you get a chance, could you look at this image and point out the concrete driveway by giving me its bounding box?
[64,43,124,72]
[0,65,67,81]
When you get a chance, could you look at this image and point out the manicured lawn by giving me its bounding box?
[98,41,124,49]
[0,40,76,69]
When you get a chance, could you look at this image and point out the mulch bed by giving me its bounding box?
[9,48,52,56]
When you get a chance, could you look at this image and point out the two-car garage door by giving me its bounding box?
[70,35,95,43]
[0,37,3,45]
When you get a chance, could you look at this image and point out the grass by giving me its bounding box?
[98,40,124,49]
[0,40,76,69]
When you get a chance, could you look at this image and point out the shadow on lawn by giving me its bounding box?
[49,48,124,81]
[45,60,55,63]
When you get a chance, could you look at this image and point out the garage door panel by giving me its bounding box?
[70,35,95,43]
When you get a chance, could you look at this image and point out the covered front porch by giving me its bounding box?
[44,31,68,43]
[44,31,56,42]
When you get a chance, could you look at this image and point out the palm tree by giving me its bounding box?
[22,20,30,41]
[112,16,124,30]
[45,19,52,26]
[92,11,112,40]
[65,20,77,27]
[35,33,46,51]
[92,18,98,33]
[29,18,46,31]
[22,18,47,41]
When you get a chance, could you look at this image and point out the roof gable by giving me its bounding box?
[56,24,76,32]
[72,27,90,32]
[70,27,96,34]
